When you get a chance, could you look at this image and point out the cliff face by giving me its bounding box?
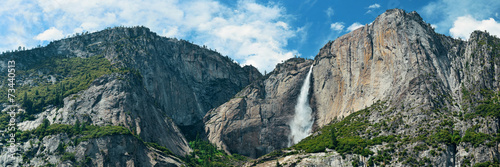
[1,8,499,166]
[35,27,262,127]
[209,9,500,166]
[0,26,260,166]
[204,58,313,158]
[312,9,454,127]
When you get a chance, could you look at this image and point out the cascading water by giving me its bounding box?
[288,65,314,146]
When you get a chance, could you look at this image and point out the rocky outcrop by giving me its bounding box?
[204,58,313,158]
[0,134,184,166]
[17,73,191,156]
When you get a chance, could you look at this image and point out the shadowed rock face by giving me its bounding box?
[204,58,314,158]
[207,9,500,166]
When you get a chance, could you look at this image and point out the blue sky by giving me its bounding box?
[1,0,500,73]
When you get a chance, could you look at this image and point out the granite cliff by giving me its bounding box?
[0,27,260,166]
[206,9,500,166]
[0,8,499,167]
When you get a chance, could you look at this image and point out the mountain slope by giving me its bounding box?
[0,26,260,166]
[207,9,500,166]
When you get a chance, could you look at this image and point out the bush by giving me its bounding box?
[61,152,76,162]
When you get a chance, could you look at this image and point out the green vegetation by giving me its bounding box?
[145,142,174,155]
[292,102,396,157]
[290,96,499,166]
[367,149,394,166]
[461,126,493,147]
[182,138,247,167]
[473,161,500,167]
[61,152,76,162]
[15,118,131,144]
[0,55,124,115]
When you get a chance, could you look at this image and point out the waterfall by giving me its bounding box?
[288,65,314,146]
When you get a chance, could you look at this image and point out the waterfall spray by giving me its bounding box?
[288,65,314,146]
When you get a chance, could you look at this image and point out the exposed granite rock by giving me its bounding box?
[0,134,184,166]
[312,9,450,127]
[206,9,500,166]
[0,26,260,165]
[18,73,191,156]
[204,58,313,158]
[247,151,359,167]
[1,26,261,127]
[311,9,500,165]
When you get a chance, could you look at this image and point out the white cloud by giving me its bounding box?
[368,3,380,9]
[34,27,64,41]
[325,7,334,18]
[191,0,297,72]
[330,22,344,31]
[0,0,299,73]
[421,0,500,35]
[450,15,500,39]
[347,22,364,32]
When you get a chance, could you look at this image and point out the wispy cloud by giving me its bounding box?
[450,15,500,39]
[325,7,334,18]
[330,22,344,31]
[0,0,299,73]
[347,22,363,32]
[366,3,381,14]
[368,3,381,9]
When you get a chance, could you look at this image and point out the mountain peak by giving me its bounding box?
[378,8,424,22]
[371,8,427,31]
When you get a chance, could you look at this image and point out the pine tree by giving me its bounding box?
[74,119,81,134]
[331,128,338,148]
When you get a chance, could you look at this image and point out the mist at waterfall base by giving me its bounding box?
[288,65,314,146]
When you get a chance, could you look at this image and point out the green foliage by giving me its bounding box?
[413,144,428,152]
[17,119,131,143]
[61,152,76,162]
[292,103,393,157]
[0,55,124,115]
[431,129,453,144]
[367,149,394,166]
[352,157,360,167]
[146,142,174,155]
[463,89,500,119]
[473,161,500,167]
[472,103,500,118]
[461,126,492,147]
[182,138,246,167]
[56,143,65,154]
